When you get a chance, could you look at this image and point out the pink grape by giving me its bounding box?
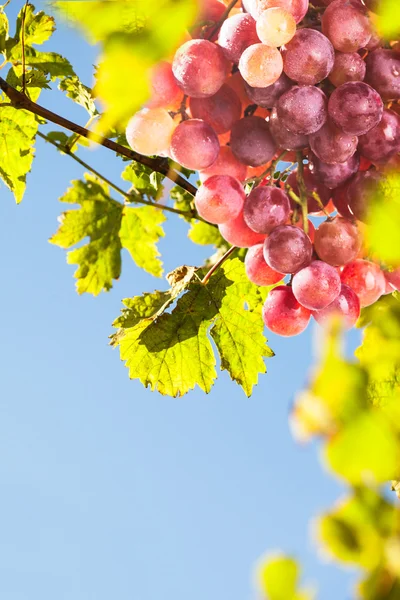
[189,84,241,135]
[195,175,245,224]
[309,120,358,164]
[126,108,176,156]
[269,107,309,151]
[230,116,277,166]
[328,52,366,87]
[170,119,219,170]
[345,170,381,222]
[256,7,296,47]
[314,216,362,266]
[292,260,341,310]
[385,268,400,292]
[199,146,248,183]
[239,43,283,88]
[244,72,292,108]
[218,13,260,63]
[263,225,313,274]
[262,286,311,337]
[287,167,331,214]
[340,259,386,307]
[219,211,266,247]
[243,186,291,233]
[310,152,360,189]
[328,82,383,136]
[358,109,400,166]
[312,283,360,328]
[172,39,229,98]
[332,183,354,219]
[245,244,284,285]
[248,0,309,24]
[277,86,328,135]
[147,61,182,109]
[282,29,335,85]
[365,49,400,101]
[322,0,371,52]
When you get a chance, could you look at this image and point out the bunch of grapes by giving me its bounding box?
[125,0,400,337]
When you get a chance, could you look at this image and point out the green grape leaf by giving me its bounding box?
[23,49,75,79]
[7,64,50,102]
[45,131,70,146]
[50,174,165,295]
[188,220,225,247]
[122,162,164,201]
[15,4,55,46]
[256,555,314,600]
[0,105,38,203]
[58,76,97,116]
[170,185,195,221]
[111,257,273,397]
[0,11,9,54]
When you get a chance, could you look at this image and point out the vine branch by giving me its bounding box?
[0,77,197,197]
[201,245,237,285]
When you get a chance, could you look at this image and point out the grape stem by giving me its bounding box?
[169,94,189,122]
[201,245,238,285]
[295,152,309,235]
[0,76,198,197]
[244,150,287,186]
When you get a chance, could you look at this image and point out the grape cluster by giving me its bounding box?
[125,0,400,337]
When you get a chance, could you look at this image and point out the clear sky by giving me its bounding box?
[0,3,361,599]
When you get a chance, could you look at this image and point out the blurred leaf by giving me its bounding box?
[188,220,225,247]
[0,11,9,54]
[374,0,400,40]
[256,554,314,600]
[170,185,195,220]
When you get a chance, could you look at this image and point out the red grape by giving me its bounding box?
[262,286,311,336]
[199,146,248,183]
[358,109,400,166]
[243,186,291,233]
[256,7,296,47]
[309,120,358,164]
[340,259,386,307]
[250,0,309,24]
[263,225,313,274]
[292,260,341,309]
[218,13,260,63]
[312,283,360,328]
[277,86,328,135]
[219,211,266,247]
[245,243,284,285]
[385,268,400,292]
[268,108,309,151]
[244,72,292,108]
[328,52,366,87]
[195,175,245,224]
[322,0,371,52]
[345,170,381,221]
[239,43,283,88]
[287,167,331,214]
[314,216,362,266]
[126,108,176,156]
[310,152,360,189]
[282,29,335,86]
[147,61,182,109]
[365,49,400,101]
[189,84,242,135]
[328,82,383,136]
[230,116,277,167]
[170,119,219,170]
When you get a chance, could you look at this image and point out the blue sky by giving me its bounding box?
[0,3,361,599]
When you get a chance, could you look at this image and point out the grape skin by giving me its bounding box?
[385,268,400,292]
[230,116,277,167]
[126,108,176,157]
[358,109,400,166]
[147,62,182,109]
[340,259,386,307]
[277,85,328,135]
[262,286,311,337]
[195,175,245,224]
[309,120,358,164]
[245,244,284,285]
[312,283,360,328]
[365,49,400,101]
[314,217,362,266]
[269,108,309,151]
[263,225,313,274]
[345,170,381,221]
[244,72,292,108]
[199,146,248,183]
[322,0,371,52]
[328,52,366,88]
[189,84,242,135]
[282,29,335,86]
[292,260,341,310]
[249,0,309,24]
[219,211,267,247]
[328,82,383,136]
[239,43,283,88]
[170,119,220,170]
[310,152,360,189]
[243,186,291,234]
[218,13,260,64]
[256,7,296,47]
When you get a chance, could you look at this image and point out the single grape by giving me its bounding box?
[263,225,313,274]
[328,52,366,87]
[292,260,341,310]
[248,0,309,24]
[328,82,383,136]
[170,119,219,170]
[345,170,381,221]
[322,0,371,52]
[230,116,277,166]
[310,152,360,189]
[365,49,400,101]
[385,268,400,292]
[314,216,362,266]
[218,13,260,63]
[312,283,360,328]
[244,72,292,108]
[189,84,242,135]
[239,43,283,88]
[358,109,400,166]
[147,61,182,109]
[340,259,386,307]
[309,120,358,164]
[195,175,245,224]
[277,86,328,135]
[245,243,284,285]
[243,186,291,233]
[219,211,267,247]
[256,7,296,47]
[332,182,354,219]
[287,167,331,214]
[282,29,335,85]
[172,39,229,98]
[262,286,311,337]
[289,215,316,242]
[199,146,248,183]
[269,107,309,151]
[126,108,176,156]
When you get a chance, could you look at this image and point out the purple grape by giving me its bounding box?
[310,152,360,189]
[269,107,309,151]
[328,82,383,136]
[282,28,335,85]
[309,120,358,164]
[328,52,366,87]
[189,84,242,135]
[346,170,381,221]
[263,225,313,274]
[365,49,400,101]
[244,72,292,108]
[230,116,277,167]
[277,86,328,135]
[322,0,371,52]
[292,260,341,310]
[243,186,291,234]
[358,109,400,166]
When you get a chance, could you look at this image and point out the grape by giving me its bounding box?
[282,29,335,85]
[126,108,176,157]
[340,259,386,307]
[277,86,328,135]
[314,216,362,266]
[189,84,242,135]
[147,61,182,109]
[218,13,260,63]
[310,152,360,189]
[245,243,284,285]
[170,119,219,170]
[262,286,311,337]
[199,146,248,183]
[244,72,292,108]
[269,108,309,151]
[290,215,316,242]
[332,182,354,219]
[358,109,400,166]
[230,116,277,166]
[263,225,313,273]
[256,7,296,47]
[385,268,400,292]
[194,0,226,38]
[248,0,309,24]
[172,39,229,98]
[243,186,291,233]
[292,260,341,310]
[328,82,383,136]
[328,52,366,87]
[219,211,266,247]
[322,0,371,52]
[365,49,400,101]
[345,170,381,222]
[312,283,360,328]
[239,43,283,88]
[309,120,358,164]
[195,175,245,224]
[287,167,331,214]
[226,71,252,107]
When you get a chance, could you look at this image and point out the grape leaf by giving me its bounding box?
[122,163,164,201]
[58,76,97,116]
[0,105,38,203]
[23,49,75,79]
[111,257,273,397]
[15,4,55,46]
[170,185,195,221]
[50,174,165,295]
[256,555,314,600]
[0,11,9,54]
[7,65,50,102]
[188,220,225,247]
